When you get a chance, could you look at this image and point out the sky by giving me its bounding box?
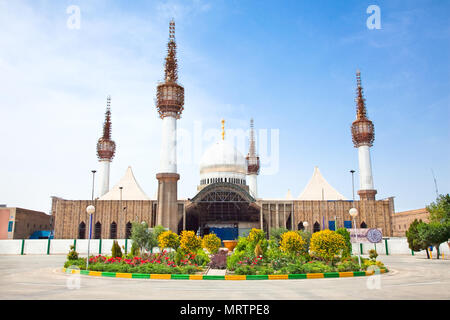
[0,0,449,214]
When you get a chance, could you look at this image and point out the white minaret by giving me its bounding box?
[246,119,260,198]
[96,95,116,197]
[351,70,377,201]
[155,20,185,233]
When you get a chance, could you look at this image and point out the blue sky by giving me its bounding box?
[0,0,448,214]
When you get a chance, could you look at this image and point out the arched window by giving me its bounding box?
[313,221,321,233]
[94,222,102,239]
[297,222,304,231]
[110,221,117,239]
[78,222,86,239]
[125,222,132,239]
[360,221,368,228]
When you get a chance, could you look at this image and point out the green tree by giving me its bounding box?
[130,222,150,255]
[406,219,429,258]
[336,228,352,257]
[418,221,450,259]
[427,194,450,224]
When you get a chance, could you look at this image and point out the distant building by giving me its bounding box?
[391,208,429,237]
[0,207,52,239]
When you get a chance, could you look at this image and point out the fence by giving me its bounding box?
[0,237,448,257]
[351,237,450,257]
[0,239,133,256]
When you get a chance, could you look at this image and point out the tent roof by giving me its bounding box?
[99,166,151,201]
[298,167,347,200]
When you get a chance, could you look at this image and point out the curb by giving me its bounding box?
[62,268,387,280]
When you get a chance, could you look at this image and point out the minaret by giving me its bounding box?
[156,20,184,233]
[96,95,116,197]
[351,70,377,201]
[246,119,260,198]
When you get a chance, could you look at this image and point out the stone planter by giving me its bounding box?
[223,240,238,252]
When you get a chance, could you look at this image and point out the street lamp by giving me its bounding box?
[303,221,309,231]
[86,204,95,269]
[349,207,361,269]
[86,170,96,270]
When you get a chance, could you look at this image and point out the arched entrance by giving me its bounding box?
[183,183,261,240]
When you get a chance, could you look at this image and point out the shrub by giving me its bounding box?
[209,251,228,269]
[235,265,257,275]
[368,249,378,261]
[130,241,140,257]
[336,260,360,272]
[280,231,306,255]
[336,228,352,257]
[111,240,123,258]
[256,266,275,275]
[248,228,266,246]
[269,227,288,245]
[301,261,333,273]
[227,251,247,271]
[180,230,202,253]
[67,245,78,260]
[202,233,221,254]
[158,230,180,250]
[296,230,312,253]
[64,258,86,270]
[310,230,346,263]
[234,237,249,252]
[192,249,210,266]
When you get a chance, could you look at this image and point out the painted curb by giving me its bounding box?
[62,268,387,280]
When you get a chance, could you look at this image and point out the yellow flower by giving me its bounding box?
[158,230,180,250]
[310,230,346,262]
[202,233,221,254]
[180,230,202,253]
[280,231,306,254]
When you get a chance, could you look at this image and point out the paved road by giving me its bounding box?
[0,255,449,299]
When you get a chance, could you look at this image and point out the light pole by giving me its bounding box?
[303,221,309,232]
[349,207,361,270]
[350,170,355,202]
[86,170,96,270]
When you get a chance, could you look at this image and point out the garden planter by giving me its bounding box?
[223,240,238,252]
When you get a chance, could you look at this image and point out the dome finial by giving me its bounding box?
[221,119,225,140]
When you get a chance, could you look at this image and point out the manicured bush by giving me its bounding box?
[310,230,346,262]
[248,228,266,246]
[130,241,140,257]
[158,230,180,250]
[234,237,249,252]
[202,233,221,254]
[280,231,306,255]
[67,245,78,260]
[180,230,202,253]
[111,240,123,258]
[368,249,378,261]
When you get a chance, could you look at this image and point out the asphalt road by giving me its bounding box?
[0,255,449,300]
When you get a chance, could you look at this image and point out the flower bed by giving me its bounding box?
[65,250,206,275]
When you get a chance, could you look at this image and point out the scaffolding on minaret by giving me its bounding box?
[97,95,116,160]
[156,19,185,119]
